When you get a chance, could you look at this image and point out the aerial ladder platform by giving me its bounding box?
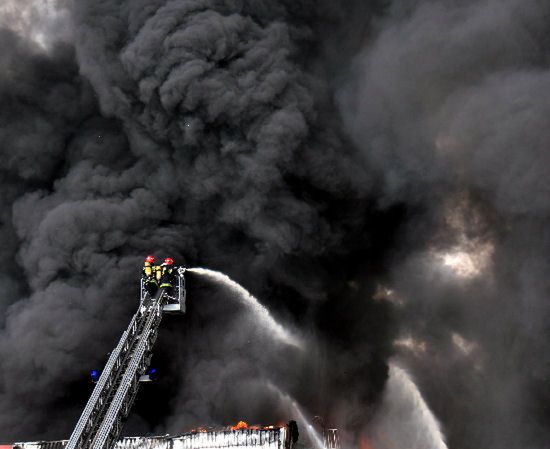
[65,267,186,449]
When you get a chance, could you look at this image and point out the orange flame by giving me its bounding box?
[231,420,249,430]
[359,435,375,449]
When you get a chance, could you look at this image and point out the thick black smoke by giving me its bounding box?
[338,1,550,448]
[0,0,392,444]
[0,1,549,449]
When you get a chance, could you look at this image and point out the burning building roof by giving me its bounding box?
[11,422,308,449]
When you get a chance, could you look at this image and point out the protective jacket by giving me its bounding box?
[160,265,176,288]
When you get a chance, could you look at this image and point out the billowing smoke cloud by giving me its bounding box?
[338,1,550,448]
[0,0,390,444]
[0,1,549,449]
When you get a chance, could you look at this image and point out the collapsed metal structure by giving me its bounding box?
[14,426,296,449]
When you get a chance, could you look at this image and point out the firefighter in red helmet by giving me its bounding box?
[160,257,176,289]
[142,255,158,296]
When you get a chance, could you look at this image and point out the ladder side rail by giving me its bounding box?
[120,309,162,421]
[65,328,130,449]
[91,296,165,449]
[82,309,152,447]
[91,327,154,449]
[140,278,146,303]
[66,310,144,449]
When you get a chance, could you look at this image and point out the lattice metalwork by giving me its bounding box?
[322,429,340,449]
[65,286,171,449]
[17,427,295,449]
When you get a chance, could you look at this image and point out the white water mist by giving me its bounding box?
[188,268,304,350]
[366,363,448,449]
[264,381,325,449]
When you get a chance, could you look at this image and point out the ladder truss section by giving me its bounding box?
[66,289,169,449]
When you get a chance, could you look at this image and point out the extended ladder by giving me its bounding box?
[66,268,186,449]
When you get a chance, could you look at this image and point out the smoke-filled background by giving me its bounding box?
[0,1,549,449]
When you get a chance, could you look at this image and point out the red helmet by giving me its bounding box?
[163,257,174,265]
[145,255,155,263]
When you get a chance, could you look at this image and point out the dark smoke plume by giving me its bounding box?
[338,1,550,448]
[0,0,391,443]
[0,1,549,449]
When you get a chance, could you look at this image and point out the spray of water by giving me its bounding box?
[288,401,326,449]
[367,363,448,449]
[188,268,304,350]
[264,381,326,449]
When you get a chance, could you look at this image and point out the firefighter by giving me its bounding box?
[142,255,158,296]
[160,257,176,289]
